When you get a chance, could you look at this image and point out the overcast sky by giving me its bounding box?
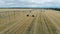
[0,0,60,8]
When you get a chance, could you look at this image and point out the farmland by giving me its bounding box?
[0,9,60,34]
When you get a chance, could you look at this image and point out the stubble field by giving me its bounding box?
[0,9,60,34]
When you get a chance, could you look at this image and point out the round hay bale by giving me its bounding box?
[32,15,35,17]
[27,14,29,17]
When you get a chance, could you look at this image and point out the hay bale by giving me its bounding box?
[32,15,34,17]
[27,14,29,16]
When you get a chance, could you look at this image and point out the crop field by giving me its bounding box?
[0,9,60,34]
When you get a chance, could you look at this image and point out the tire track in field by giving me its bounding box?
[24,11,39,34]
[39,11,50,34]
[13,10,35,34]
[8,11,36,34]
[0,12,30,34]
[7,17,33,34]
[42,11,58,34]
[44,12,60,34]
[23,17,36,34]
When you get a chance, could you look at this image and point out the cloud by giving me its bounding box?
[0,0,5,5]
[0,0,60,8]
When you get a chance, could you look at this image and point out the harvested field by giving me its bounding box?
[0,9,60,34]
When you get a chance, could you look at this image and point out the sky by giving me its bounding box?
[0,0,60,8]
